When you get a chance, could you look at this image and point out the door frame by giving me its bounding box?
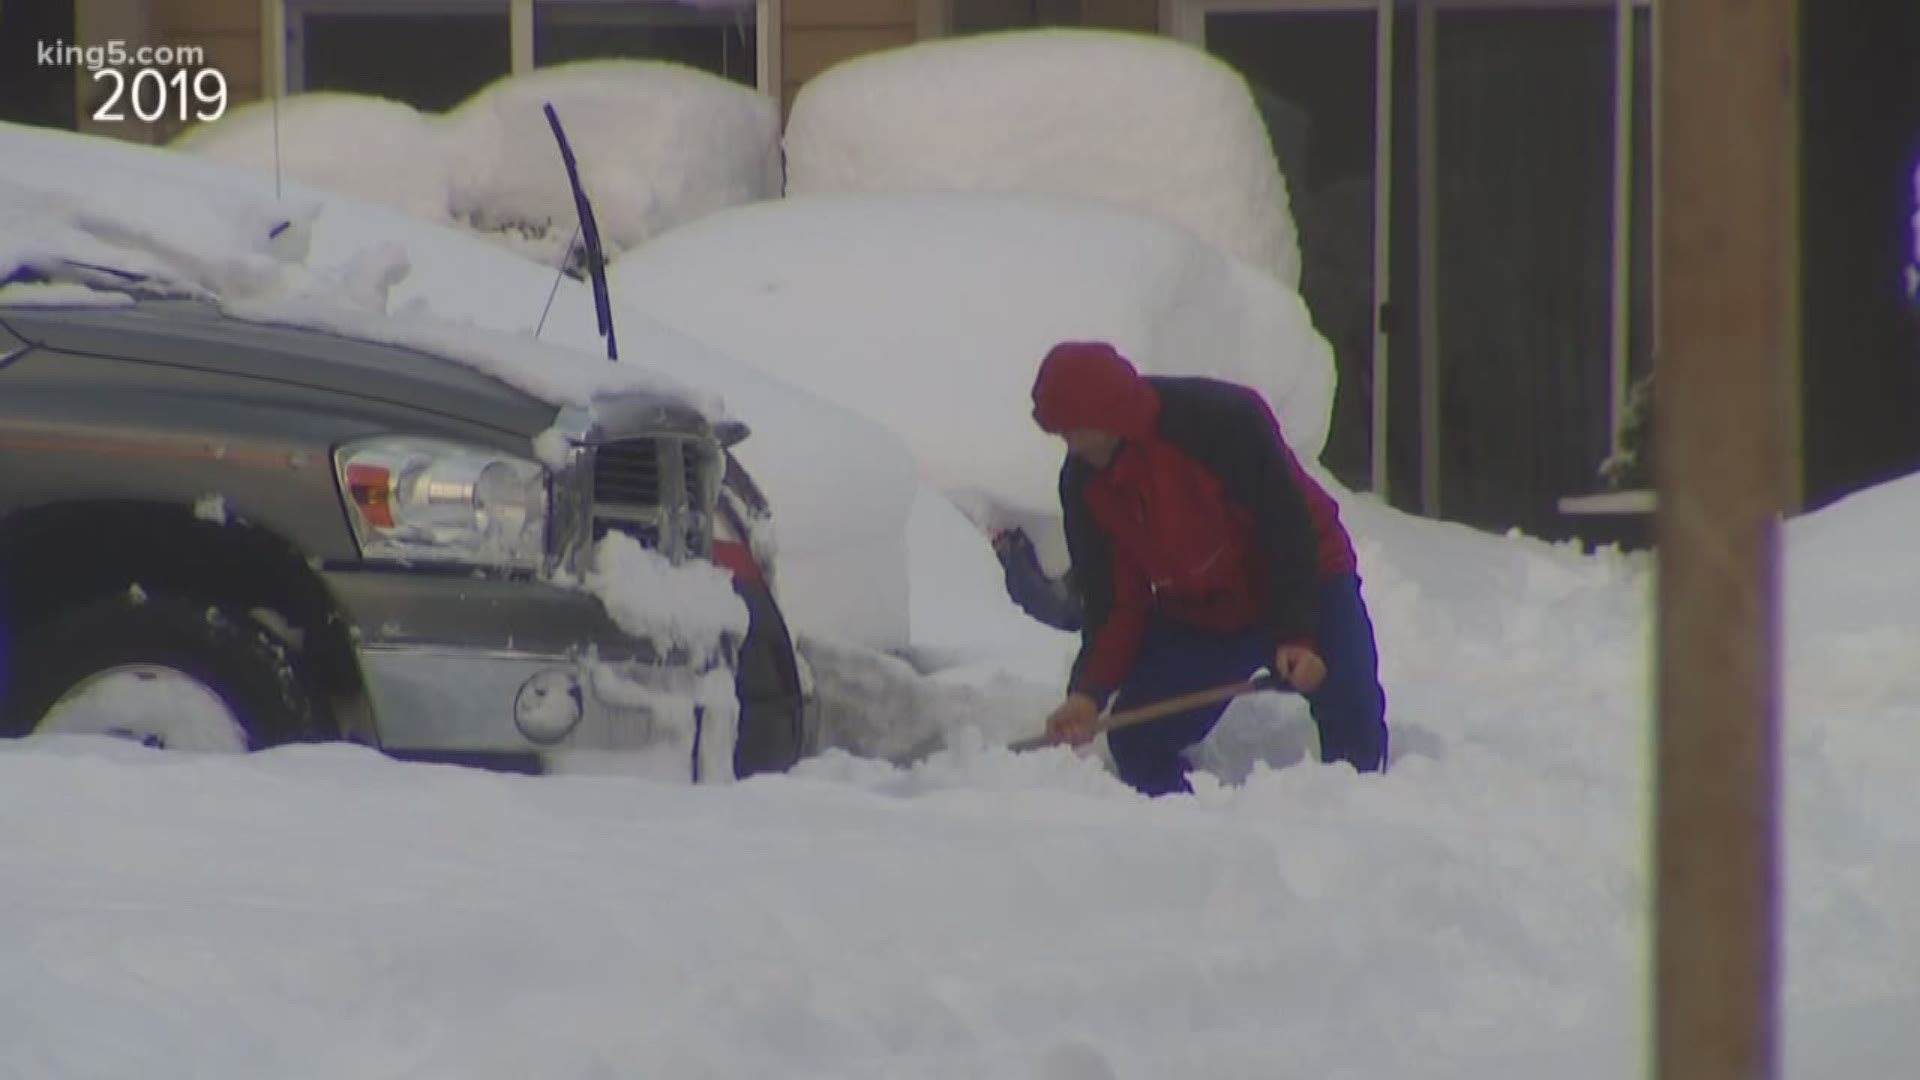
[267,0,781,102]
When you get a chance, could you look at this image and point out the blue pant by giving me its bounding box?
[1106,573,1390,796]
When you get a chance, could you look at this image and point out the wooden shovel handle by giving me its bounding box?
[1009,672,1283,753]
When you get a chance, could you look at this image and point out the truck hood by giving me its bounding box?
[0,298,698,440]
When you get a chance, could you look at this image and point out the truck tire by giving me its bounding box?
[731,581,806,777]
[1,589,330,750]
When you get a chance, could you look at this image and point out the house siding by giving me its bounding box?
[151,0,261,97]
[1080,0,1156,32]
[784,0,917,108]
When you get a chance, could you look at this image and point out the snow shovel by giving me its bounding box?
[1005,667,1287,754]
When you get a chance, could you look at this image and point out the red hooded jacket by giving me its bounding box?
[1031,341,1356,703]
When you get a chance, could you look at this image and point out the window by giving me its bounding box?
[948,0,1081,34]
[534,1,760,89]
[281,1,775,108]
[0,0,78,130]
[286,1,512,113]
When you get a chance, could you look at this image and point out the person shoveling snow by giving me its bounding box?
[1023,341,1390,795]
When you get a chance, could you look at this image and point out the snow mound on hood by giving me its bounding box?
[782,28,1302,289]
[610,189,1336,526]
[169,60,782,269]
[0,169,319,304]
[0,128,723,419]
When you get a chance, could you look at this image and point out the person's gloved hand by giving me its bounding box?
[1273,645,1327,694]
[1044,693,1101,747]
[991,527,1043,575]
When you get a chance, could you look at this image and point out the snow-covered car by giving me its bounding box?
[0,288,786,778]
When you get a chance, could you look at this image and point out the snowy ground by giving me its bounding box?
[6,476,1918,1079]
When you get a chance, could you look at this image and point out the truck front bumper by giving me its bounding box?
[322,569,726,773]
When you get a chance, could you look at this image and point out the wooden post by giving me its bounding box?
[1653,0,1797,1077]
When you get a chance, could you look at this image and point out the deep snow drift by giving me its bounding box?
[784,28,1303,290]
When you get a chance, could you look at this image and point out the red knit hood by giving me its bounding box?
[1031,341,1160,439]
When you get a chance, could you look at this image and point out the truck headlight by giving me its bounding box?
[334,437,549,572]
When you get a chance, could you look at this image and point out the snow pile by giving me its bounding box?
[1781,471,1920,827]
[611,190,1337,533]
[795,626,1063,763]
[170,60,782,269]
[583,532,750,665]
[1785,469,1920,635]
[783,28,1302,289]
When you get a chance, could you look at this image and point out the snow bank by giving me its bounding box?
[783,28,1302,289]
[169,60,782,269]
[1786,469,1920,635]
[1781,470,1920,830]
[611,190,1336,538]
[1,121,919,651]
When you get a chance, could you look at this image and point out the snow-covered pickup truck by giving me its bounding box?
[0,293,804,780]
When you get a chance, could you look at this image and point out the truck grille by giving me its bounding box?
[594,440,662,506]
[589,436,717,563]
